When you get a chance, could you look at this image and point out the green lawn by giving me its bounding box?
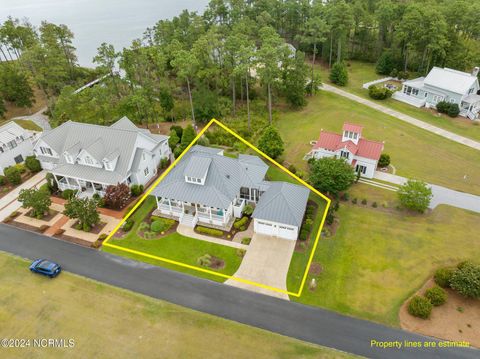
[103,196,243,283]
[292,183,480,327]
[0,119,42,131]
[0,252,356,359]
[315,60,480,141]
[275,91,480,195]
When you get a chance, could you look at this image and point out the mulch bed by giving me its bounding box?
[138,220,178,240]
[71,220,107,234]
[25,209,59,222]
[53,233,95,248]
[295,200,319,252]
[195,216,252,241]
[309,262,323,276]
[207,256,225,270]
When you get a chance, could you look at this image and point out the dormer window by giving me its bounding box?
[84,156,94,165]
[40,147,53,156]
[105,162,111,171]
[65,153,74,164]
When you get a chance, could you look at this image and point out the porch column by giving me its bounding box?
[195,203,198,214]
[155,196,159,209]
[75,178,81,189]
[168,198,172,212]
[209,207,212,220]
[91,181,96,194]
[181,201,184,213]
[223,209,226,223]
[53,174,60,188]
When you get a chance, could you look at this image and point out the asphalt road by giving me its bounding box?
[0,224,477,359]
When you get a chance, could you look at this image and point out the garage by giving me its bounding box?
[252,182,309,241]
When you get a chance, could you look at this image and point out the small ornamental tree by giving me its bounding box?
[449,261,480,299]
[397,179,432,213]
[46,173,58,193]
[181,124,196,147]
[309,157,356,197]
[4,166,21,185]
[329,62,348,86]
[168,129,180,150]
[378,153,391,168]
[258,126,284,159]
[407,295,432,319]
[63,197,100,232]
[170,125,183,139]
[104,183,131,210]
[18,188,51,219]
[25,155,42,173]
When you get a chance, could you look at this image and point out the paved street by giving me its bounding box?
[0,224,477,359]
[321,84,480,151]
[374,172,480,213]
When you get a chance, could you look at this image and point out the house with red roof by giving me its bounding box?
[307,123,384,179]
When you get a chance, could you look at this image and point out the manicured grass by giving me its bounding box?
[0,252,355,359]
[275,91,480,195]
[103,196,243,283]
[293,183,480,326]
[0,119,42,131]
[315,60,480,141]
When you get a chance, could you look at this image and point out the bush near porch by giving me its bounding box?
[104,196,243,282]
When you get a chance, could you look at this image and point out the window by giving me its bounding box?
[14,155,23,164]
[412,88,419,96]
[340,150,349,159]
[432,95,443,104]
[105,162,111,170]
[40,147,53,156]
[353,133,358,140]
[144,167,149,176]
[65,154,73,164]
[7,140,17,150]
[196,178,201,183]
[240,187,250,200]
[84,156,94,165]
[355,164,367,175]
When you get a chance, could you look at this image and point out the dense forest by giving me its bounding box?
[1,0,479,129]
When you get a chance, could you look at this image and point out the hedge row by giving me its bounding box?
[196,226,224,237]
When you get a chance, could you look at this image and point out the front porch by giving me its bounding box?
[53,174,110,198]
[460,94,480,120]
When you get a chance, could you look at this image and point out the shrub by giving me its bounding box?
[361,198,367,205]
[170,125,183,139]
[378,154,391,168]
[151,218,174,233]
[329,62,348,86]
[97,233,108,241]
[25,155,42,173]
[243,204,254,216]
[299,229,309,241]
[168,129,180,150]
[352,198,357,204]
[236,249,246,257]
[196,226,223,237]
[437,101,460,118]
[302,222,312,232]
[197,254,212,267]
[62,189,76,200]
[372,201,378,208]
[104,183,131,210]
[234,216,249,230]
[407,295,432,319]
[160,158,169,169]
[0,175,5,186]
[449,261,480,299]
[447,104,460,117]
[130,184,144,197]
[4,166,21,185]
[376,51,396,75]
[425,286,447,306]
[368,85,392,100]
[39,183,51,194]
[15,163,26,174]
[288,164,297,174]
[258,126,284,159]
[434,267,454,288]
[46,173,58,193]
[398,180,432,213]
[309,157,356,196]
[123,218,134,232]
[241,237,251,245]
[341,192,350,201]
[397,71,409,80]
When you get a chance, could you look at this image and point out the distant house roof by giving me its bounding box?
[342,123,363,133]
[36,117,168,184]
[313,129,384,161]
[252,182,309,227]
[152,146,269,209]
[0,121,29,147]
[423,67,478,95]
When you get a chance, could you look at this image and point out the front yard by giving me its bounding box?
[103,196,244,282]
[293,183,480,327]
[0,252,353,359]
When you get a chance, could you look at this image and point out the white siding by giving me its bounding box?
[253,218,298,240]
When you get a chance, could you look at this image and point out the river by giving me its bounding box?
[0,0,209,67]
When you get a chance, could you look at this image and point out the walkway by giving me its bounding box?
[2,225,476,359]
[373,172,480,213]
[176,224,248,250]
[0,171,46,221]
[321,84,480,151]
[44,215,69,236]
[226,234,296,300]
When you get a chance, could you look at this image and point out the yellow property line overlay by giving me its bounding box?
[103,118,331,297]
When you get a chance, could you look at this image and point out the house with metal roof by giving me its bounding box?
[0,121,37,175]
[152,145,309,240]
[392,66,480,120]
[33,117,170,197]
[306,123,384,179]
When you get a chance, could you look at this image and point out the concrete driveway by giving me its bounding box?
[226,234,296,300]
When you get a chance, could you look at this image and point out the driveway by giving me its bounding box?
[321,84,480,151]
[11,106,50,131]
[0,170,46,221]
[226,234,296,300]
[0,224,478,359]
[374,172,480,213]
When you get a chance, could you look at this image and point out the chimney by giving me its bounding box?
[472,67,480,77]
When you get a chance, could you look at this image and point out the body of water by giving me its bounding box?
[1,0,209,67]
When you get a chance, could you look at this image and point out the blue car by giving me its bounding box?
[29,259,61,278]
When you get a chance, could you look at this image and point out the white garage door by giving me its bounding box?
[254,219,297,240]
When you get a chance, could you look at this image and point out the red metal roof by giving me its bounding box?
[342,123,363,134]
[313,130,383,161]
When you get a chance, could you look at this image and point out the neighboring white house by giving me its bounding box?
[33,117,170,197]
[0,122,37,175]
[306,123,384,179]
[152,145,309,240]
[392,66,480,120]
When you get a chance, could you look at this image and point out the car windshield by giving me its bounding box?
[38,261,55,270]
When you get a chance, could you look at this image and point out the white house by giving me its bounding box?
[393,66,480,120]
[33,117,170,197]
[306,123,384,179]
[0,121,37,175]
[152,145,309,240]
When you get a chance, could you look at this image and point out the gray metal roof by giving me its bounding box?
[152,145,268,209]
[252,182,310,227]
[184,156,211,178]
[424,67,478,95]
[37,117,168,184]
[0,122,29,146]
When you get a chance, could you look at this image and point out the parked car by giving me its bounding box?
[29,259,62,278]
